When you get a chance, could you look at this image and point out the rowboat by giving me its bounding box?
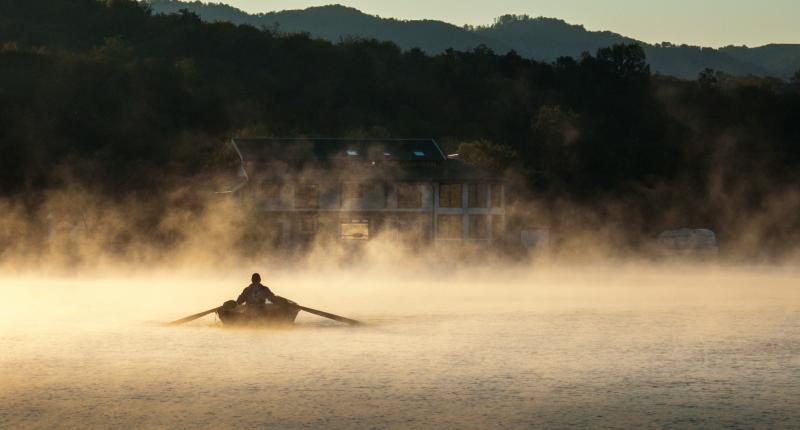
[168,297,360,327]
[216,299,300,326]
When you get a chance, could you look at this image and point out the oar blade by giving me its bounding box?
[297,305,361,326]
[166,307,220,326]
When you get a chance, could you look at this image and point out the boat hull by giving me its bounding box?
[216,300,300,327]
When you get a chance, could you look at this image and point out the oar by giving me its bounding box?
[167,306,220,326]
[293,304,361,326]
[167,299,361,326]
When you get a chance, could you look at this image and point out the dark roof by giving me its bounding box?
[384,160,499,182]
[231,138,501,183]
[232,138,447,162]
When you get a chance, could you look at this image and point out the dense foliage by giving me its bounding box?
[149,1,800,79]
[1,0,799,255]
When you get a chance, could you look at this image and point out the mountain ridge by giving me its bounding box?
[146,1,799,79]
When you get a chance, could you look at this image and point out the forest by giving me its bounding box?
[1,0,799,258]
[149,1,800,79]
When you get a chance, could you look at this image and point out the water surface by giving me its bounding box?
[1,266,798,429]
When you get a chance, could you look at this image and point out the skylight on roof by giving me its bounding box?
[413,151,425,157]
[346,149,359,156]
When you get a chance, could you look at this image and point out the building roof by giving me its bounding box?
[232,138,447,163]
[385,160,498,182]
[230,137,501,183]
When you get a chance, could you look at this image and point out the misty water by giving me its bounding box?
[1,265,799,429]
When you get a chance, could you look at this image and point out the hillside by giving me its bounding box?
[1,0,799,253]
[147,0,798,79]
[147,2,512,54]
[475,16,770,78]
[720,44,800,78]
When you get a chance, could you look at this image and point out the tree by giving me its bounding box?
[595,43,650,78]
[457,140,517,173]
[698,68,718,87]
[529,105,581,190]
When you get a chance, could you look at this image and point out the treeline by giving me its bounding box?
[148,1,800,79]
[1,0,800,255]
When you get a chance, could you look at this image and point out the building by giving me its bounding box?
[231,138,505,247]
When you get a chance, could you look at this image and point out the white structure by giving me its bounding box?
[231,138,505,247]
[657,228,719,257]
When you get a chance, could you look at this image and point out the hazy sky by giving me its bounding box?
[219,0,799,47]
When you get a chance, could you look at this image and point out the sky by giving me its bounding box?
[217,0,799,48]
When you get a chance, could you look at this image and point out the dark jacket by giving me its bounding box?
[236,283,277,306]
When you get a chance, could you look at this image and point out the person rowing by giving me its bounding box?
[168,273,360,325]
[237,273,282,314]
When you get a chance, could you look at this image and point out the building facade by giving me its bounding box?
[231,138,505,247]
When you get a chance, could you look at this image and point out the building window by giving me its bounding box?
[295,184,319,209]
[342,183,363,201]
[397,183,422,209]
[342,183,386,208]
[258,182,281,204]
[390,213,424,228]
[297,215,317,234]
[468,184,489,208]
[340,219,369,240]
[469,215,489,239]
[439,183,462,208]
[491,214,504,239]
[491,184,503,208]
[437,215,462,239]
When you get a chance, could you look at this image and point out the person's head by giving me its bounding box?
[251,273,261,283]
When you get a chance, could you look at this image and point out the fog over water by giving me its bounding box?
[2,264,798,429]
